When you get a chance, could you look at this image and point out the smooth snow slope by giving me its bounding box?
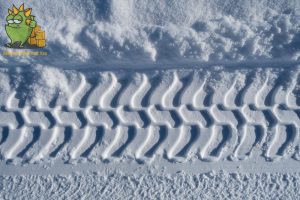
[1,0,300,67]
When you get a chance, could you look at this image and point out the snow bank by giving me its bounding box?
[1,0,300,67]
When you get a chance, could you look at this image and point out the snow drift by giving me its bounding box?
[1,0,300,67]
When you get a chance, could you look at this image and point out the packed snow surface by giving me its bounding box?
[2,172,300,199]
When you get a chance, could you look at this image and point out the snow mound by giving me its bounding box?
[1,0,300,67]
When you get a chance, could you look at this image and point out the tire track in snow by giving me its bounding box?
[0,68,299,165]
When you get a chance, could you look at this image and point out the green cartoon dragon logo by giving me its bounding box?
[5,4,46,48]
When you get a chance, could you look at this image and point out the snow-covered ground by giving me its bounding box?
[1,0,300,66]
[1,0,300,199]
[2,172,300,199]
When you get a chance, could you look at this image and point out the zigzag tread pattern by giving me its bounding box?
[0,67,299,164]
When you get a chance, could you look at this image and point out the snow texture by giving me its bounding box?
[1,0,300,199]
[1,0,300,66]
[1,172,300,200]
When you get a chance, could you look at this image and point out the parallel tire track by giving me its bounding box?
[0,68,299,163]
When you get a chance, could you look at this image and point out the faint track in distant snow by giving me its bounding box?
[0,67,299,165]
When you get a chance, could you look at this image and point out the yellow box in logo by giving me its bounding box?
[37,39,46,48]
[34,25,41,32]
[28,37,37,45]
[30,26,41,37]
[36,31,45,40]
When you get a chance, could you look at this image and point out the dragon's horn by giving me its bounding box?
[24,8,32,17]
[19,4,24,11]
[8,9,12,15]
[12,5,19,15]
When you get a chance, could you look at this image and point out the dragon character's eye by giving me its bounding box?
[14,19,22,24]
[13,15,23,24]
[7,20,14,24]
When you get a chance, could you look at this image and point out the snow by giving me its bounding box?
[32,66,72,103]
[0,0,300,66]
[1,172,300,199]
[0,0,300,199]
